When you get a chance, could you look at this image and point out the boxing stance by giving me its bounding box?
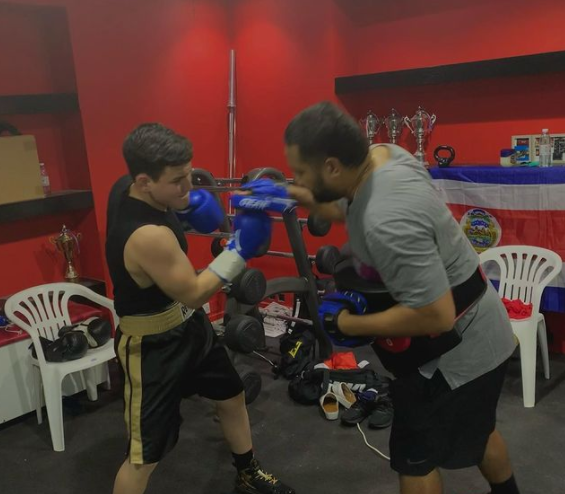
[283,102,520,494]
[106,123,294,494]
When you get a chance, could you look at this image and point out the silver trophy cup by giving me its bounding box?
[404,106,437,166]
[384,108,405,145]
[359,111,382,144]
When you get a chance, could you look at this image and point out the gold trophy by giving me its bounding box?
[50,225,82,280]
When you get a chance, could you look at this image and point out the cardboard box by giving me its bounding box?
[0,135,44,205]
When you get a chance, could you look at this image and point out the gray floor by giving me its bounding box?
[1,345,564,494]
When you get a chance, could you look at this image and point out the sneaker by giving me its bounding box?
[235,459,296,494]
[340,389,379,426]
[367,395,393,429]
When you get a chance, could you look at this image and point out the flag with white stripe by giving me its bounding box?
[429,166,565,313]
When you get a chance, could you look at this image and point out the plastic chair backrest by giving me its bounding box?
[5,282,118,367]
[479,246,562,313]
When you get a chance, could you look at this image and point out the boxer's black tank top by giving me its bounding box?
[106,192,187,317]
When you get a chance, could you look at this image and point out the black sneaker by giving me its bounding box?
[367,395,393,429]
[235,459,296,494]
[340,389,379,426]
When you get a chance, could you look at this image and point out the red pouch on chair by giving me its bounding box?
[502,298,533,319]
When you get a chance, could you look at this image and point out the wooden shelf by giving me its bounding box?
[0,93,79,115]
[335,50,565,94]
[0,190,93,224]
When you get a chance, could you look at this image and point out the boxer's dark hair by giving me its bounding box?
[123,123,193,180]
[284,101,368,168]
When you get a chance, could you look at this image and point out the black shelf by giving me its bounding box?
[0,93,79,115]
[76,277,107,296]
[0,190,93,223]
[335,50,565,94]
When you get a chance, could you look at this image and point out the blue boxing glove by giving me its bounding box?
[231,193,297,215]
[318,291,374,347]
[227,210,272,260]
[239,178,289,198]
[208,210,272,283]
[175,189,224,234]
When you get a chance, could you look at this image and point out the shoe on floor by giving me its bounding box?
[319,391,340,420]
[235,459,296,494]
[367,395,393,429]
[340,389,379,426]
[330,382,356,409]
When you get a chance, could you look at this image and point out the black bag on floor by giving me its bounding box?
[278,324,317,379]
[288,364,320,405]
[288,365,391,405]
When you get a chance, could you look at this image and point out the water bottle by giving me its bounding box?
[539,129,552,167]
[39,162,51,195]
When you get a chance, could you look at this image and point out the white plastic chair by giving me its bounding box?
[5,283,118,451]
[479,246,562,407]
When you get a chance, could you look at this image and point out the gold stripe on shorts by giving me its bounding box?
[118,334,144,464]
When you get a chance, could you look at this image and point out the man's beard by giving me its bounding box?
[312,180,343,204]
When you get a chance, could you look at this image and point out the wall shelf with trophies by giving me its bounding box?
[335,50,565,94]
[0,190,94,224]
[0,93,80,115]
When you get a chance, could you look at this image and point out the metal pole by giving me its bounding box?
[282,211,332,358]
[228,49,236,215]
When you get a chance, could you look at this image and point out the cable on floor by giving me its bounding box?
[356,423,390,461]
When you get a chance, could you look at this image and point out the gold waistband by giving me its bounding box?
[119,302,195,336]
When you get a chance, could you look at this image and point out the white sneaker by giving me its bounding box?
[330,382,357,409]
[319,391,339,420]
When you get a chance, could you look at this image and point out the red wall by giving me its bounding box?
[2,0,565,332]
[229,0,565,350]
[1,0,232,300]
[232,0,351,277]
[334,0,565,165]
[0,3,102,293]
[335,0,565,75]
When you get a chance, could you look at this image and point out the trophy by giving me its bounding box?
[404,106,437,166]
[359,110,382,144]
[384,108,405,144]
[50,225,82,280]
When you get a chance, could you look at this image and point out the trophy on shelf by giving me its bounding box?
[404,106,437,166]
[359,110,382,144]
[384,108,405,144]
[50,225,82,280]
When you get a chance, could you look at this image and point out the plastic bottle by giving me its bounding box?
[39,162,51,195]
[539,129,552,167]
